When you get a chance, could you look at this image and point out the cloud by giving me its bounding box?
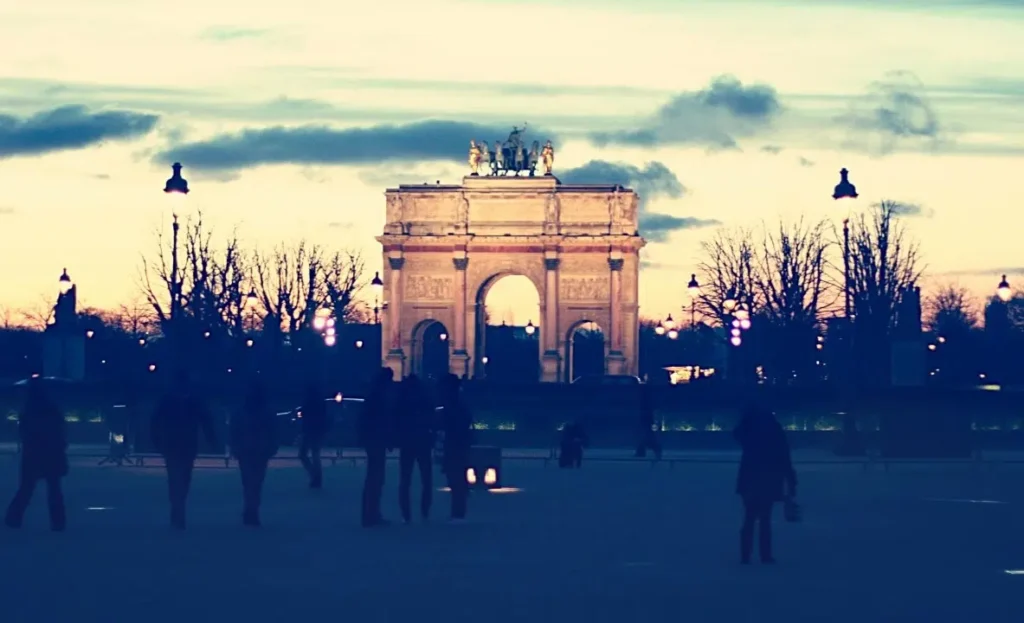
[938,266,1024,277]
[882,200,935,218]
[840,71,943,155]
[559,160,719,242]
[0,206,14,215]
[761,145,783,154]
[590,75,781,150]
[157,120,559,172]
[798,156,815,167]
[198,26,274,41]
[0,106,158,158]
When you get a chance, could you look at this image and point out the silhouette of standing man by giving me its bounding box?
[299,384,329,489]
[395,374,434,523]
[439,374,472,520]
[230,381,279,526]
[734,401,796,564]
[5,378,68,531]
[359,368,395,527]
[151,369,218,529]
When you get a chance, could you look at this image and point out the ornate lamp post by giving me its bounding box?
[687,273,701,327]
[833,168,858,319]
[163,163,189,323]
[246,287,258,332]
[370,271,384,324]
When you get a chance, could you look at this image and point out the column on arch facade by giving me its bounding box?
[541,251,560,382]
[383,253,406,378]
[606,253,627,375]
[451,252,470,378]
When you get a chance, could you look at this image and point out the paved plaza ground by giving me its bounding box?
[0,451,1021,622]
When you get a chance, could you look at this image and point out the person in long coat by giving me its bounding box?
[359,367,395,527]
[230,382,279,526]
[394,374,435,523]
[151,369,218,529]
[734,403,797,564]
[438,374,473,520]
[298,383,329,489]
[5,378,68,531]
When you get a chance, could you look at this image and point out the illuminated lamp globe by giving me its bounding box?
[739,318,751,330]
[313,316,327,331]
[58,268,73,295]
[524,320,536,335]
[997,274,1012,302]
[664,314,676,330]
[324,334,337,347]
[370,271,384,298]
[655,324,666,336]
[667,329,679,340]
[733,305,750,322]
[730,336,742,347]
[687,273,701,298]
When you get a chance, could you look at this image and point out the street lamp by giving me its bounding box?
[163,163,189,324]
[246,287,258,331]
[723,287,737,313]
[997,274,1012,302]
[58,268,73,295]
[667,329,679,340]
[654,323,666,336]
[664,314,676,331]
[525,320,536,336]
[687,273,701,327]
[370,271,384,324]
[833,168,858,319]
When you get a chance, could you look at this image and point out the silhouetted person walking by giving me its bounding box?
[299,384,329,489]
[734,403,796,564]
[360,368,395,527]
[230,382,279,527]
[439,374,472,520]
[395,374,435,523]
[634,387,662,460]
[559,421,587,468]
[151,370,218,529]
[5,378,67,531]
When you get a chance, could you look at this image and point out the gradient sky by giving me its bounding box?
[2,0,1023,325]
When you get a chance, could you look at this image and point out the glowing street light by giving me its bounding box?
[524,320,536,335]
[324,334,337,347]
[723,288,737,312]
[313,315,327,331]
[667,329,679,340]
[85,330,95,339]
[730,336,742,347]
[439,332,448,341]
[664,314,676,330]
[655,324,666,336]
[58,268,73,295]
[997,274,1012,302]
[371,271,384,324]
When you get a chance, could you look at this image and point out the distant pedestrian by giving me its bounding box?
[559,421,587,468]
[734,402,797,564]
[634,386,662,460]
[395,374,435,523]
[5,378,68,531]
[151,369,218,529]
[230,381,279,527]
[299,384,330,489]
[439,374,473,521]
[359,367,395,527]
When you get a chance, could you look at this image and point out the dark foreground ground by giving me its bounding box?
[0,452,1021,622]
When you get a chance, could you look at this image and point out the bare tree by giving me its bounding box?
[19,295,56,330]
[696,227,757,326]
[140,213,249,336]
[926,284,978,336]
[253,241,324,335]
[0,305,19,329]
[753,219,833,382]
[846,200,925,385]
[325,250,366,323]
[847,201,925,331]
[117,299,156,336]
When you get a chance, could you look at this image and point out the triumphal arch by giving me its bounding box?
[377,132,645,382]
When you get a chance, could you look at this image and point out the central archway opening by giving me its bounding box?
[567,321,605,382]
[476,275,541,382]
[412,319,450,381]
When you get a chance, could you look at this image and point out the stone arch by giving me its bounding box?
[473,272,543,381]
[410,318,451,380]
[564,319,607,382]
[378,175,644,383]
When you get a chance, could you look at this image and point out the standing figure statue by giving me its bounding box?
[541,140,555,175]
[468,140,483,176]
[527,141,540,177]
[493,140,505,175]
